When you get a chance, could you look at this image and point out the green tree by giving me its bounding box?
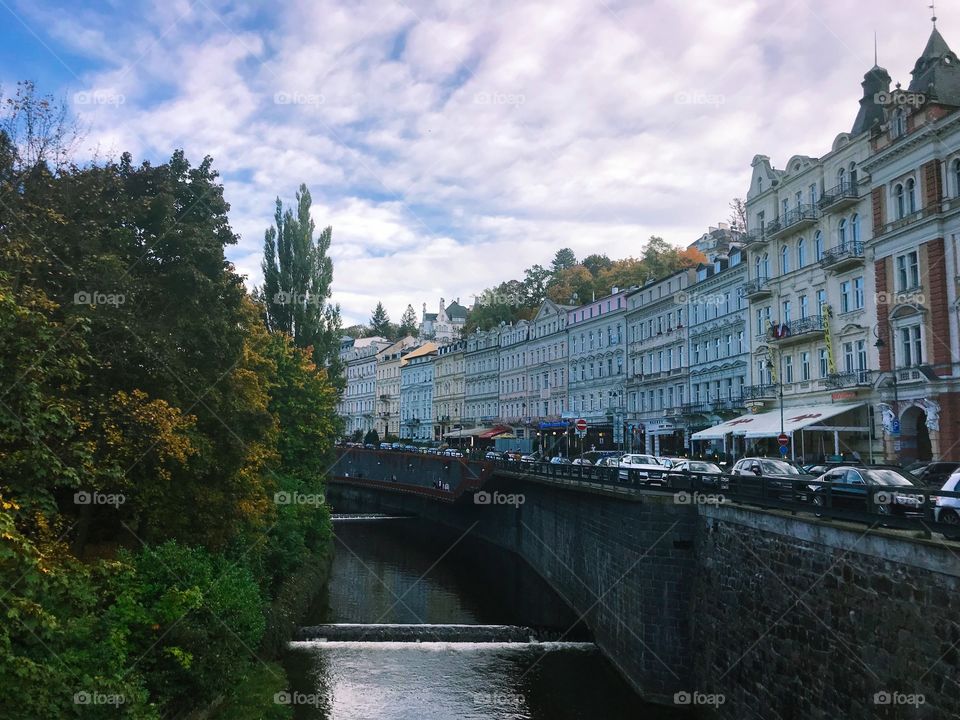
[550,247,577,274]
[259,184,342,372]
[521,264,550,307]
[398,303,419,337]
[369,302,392,338]
[582,253,613,277]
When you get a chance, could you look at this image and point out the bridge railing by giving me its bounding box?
[488,459,960,539]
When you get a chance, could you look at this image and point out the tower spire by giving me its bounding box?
[930,1,937,27]
[874,31,878,66]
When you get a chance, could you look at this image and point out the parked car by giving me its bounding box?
[484,451,502,460]
[617,454,668,485]
[934,471,960,539]
[913,462,960,489]
[379,442,392,450]
[363,443,376,449]
[520,454,538,464]
[669,459,724,488]
[807,466,924,516]
[731,457,813,500]
[549,456,572,465]
[656,457,686,470]
[571,457,592,466]
[443,449,464,457]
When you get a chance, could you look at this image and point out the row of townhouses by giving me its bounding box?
[338,26,960,465]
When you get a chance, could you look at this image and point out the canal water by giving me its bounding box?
[283,516,690,719]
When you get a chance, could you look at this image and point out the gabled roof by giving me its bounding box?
[423,313,438,321]
[445,301,468,320]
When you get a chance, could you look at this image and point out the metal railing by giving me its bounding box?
[820,241,864,266]
[823,370,873,389]
[741,383,780,400]
[767,315,825,341]
[743,277,772,295]
[818,181,858,209]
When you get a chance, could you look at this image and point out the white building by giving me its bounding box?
[399,342,438,441]
[464,326,502,426]
[420,298,468,341]
[375,336,418,438]
[341,338,391,437]
[498,320,530,423]
[433,340,466,439]
[526,299,574,422]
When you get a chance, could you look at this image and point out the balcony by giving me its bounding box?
[741,229,770,248]
[820,241,865,272]
[680,402,711,416]
[768,204,819,239]
[823,369,873,389]
[767,315,825,345]
[818,181,859,212]
[741,383,780,401]
[711,397,745,414]
[743,277,773,300]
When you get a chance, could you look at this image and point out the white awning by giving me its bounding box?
[442,426,487,438]
[740,402,865,438]
[691,413,756,440]
[691,402,866,440]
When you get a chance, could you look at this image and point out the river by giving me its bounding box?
[283,516,690,719]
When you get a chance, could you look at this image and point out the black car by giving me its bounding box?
[912,462,960,489]
[730,457,813,500]
[807,466,925,516]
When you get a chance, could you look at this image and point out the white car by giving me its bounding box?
[617,454,668,484]
[657,457,686,470]
[571,458,592,466]
[934,472,960,539]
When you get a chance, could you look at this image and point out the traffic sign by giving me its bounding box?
[575,418,588,432]
[779,444,789,456]
[777,433,789,446]
[891,419,901,435]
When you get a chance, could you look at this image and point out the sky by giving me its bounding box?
[0,0,953,326]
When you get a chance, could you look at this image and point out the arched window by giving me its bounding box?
[851,214,860,244]
[814,231,824,261]
[895,183,905,219]
[837,166,846,190]
[893,109,907,138]
[848,161,858,187]
[757,177,763,193]
[755,256,762,279]
[906,178,917,213]
[838,218,847,246]
[762,253,770,278]
[780,245,790,274]
[797,237,806,268]
[953,159,960,197]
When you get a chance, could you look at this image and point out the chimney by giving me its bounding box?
[611,286,619,295]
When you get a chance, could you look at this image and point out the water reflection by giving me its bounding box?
[284,518,689,719]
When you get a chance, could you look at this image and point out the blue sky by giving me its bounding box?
[0,0,953,325]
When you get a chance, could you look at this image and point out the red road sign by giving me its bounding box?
[778,433,789,446]
[575,418,588,432]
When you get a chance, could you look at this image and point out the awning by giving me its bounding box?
[442,426,487,438]
[691,402,865,440]
[477,425,512,439]
[739,402,865,438]
[491,432,516,439]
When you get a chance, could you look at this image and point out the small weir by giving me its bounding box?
[294,622,592,644]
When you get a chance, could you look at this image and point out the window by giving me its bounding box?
[853,277,864,309]
[907,178,917,214]
[737,331,744,353]
[892,108,907,138]
[781,245,790,274]
[816,289,827,313]
[801,351,810,381]
[837,167,846,189]
[814,231,824,261]
[856,340,867,372]
[784,355,793,383]
[899,324,922,367]
[782,300,792,323]
[895,183,905,219]
[851,214,860,244]
[797,237,806,268]
[896,251,920,291]
[818,348,828,377]
[800,295,809,319]
[838,218,847,246]
[840,281,851,313]
[809,183,817,205]
[843,342,854,372]
[782,198,789,220]
[954,158,960,197]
